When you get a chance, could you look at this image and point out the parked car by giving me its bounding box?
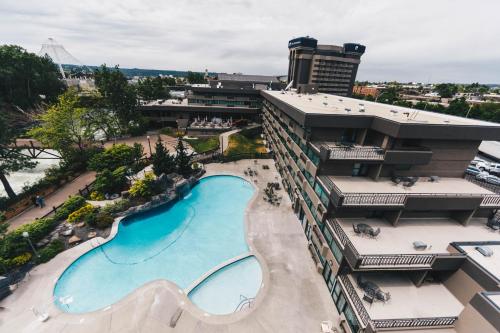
[470,158,487,166]
[476,161,490,171]
[465,166,481,176]
[485,175,500,186]
[489,164,500,176]
[475,171,490,181]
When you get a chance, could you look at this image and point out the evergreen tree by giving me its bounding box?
[152,137,176,176]
[175,139,192,177]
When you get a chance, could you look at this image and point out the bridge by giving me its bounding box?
[1,139,62,159]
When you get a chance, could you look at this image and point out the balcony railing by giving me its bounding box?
[372,317,457,329]
[339,274,458,330]
[358,254,435,267]
[327,145,385,161]
[342,193,407,206]
[480,194,500,207]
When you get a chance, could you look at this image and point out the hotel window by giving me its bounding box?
[344,304,361,333]
[323,226,343,264]
[314,182,330,208]
[352,163,368,177]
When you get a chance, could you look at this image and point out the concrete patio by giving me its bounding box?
[0,159,338,333]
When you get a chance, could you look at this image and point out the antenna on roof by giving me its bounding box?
[284,80,293,91]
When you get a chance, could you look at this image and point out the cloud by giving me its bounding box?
[1,0,499,83]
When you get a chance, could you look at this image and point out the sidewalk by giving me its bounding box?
[7,171,96,231]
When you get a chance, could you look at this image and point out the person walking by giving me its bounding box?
[39,196,45,208]
[32,196,38,208]
[35,196,42,209]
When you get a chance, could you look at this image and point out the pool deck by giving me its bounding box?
[0,159,338,333]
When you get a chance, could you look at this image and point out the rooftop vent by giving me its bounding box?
[338,98,343,102]
[345,108,351,112]
[475,246,493,257]
[308,97,312,101]
[323,102,328,106]
[413,241,429,250]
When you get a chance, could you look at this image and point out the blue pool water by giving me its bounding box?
[188,256,262,315]
[54,176,255,313]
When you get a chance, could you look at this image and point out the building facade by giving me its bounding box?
[261,90,500,333]
[288,37,365,96]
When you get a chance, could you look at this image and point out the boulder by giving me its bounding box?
[50,233,59,241]
[87,231,97,239]
[36,239,50,247]
[75,222,85,228]
[61,229,73,237]
[68,235,81,245]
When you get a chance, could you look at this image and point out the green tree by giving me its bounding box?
[0,45,64,109]
[151,137,176,176]
[446,97,469,116]
[136,77,171,100]
[0,113,37,199]
[88,143,143,171]
[94,65,137,128]
[186,71,206,84]
[175,139,192,177]
[28,89,93,161]
[78,92,122,141]
[434,83,458,98]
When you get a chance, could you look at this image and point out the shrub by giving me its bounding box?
[93,166,129,195]
[129,173,156,198]
[11,252,32,266]
[67,204,95,224]
[95,212,114,229]
[101,199,131,216]
[90,191,105,201]
[36,240,64,264]
[54,196,87,221]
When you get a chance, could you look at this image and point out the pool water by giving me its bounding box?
[188,256,262,315]
[54,176,257,313]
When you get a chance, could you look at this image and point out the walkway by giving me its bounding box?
[219,125,260,153]
[7,171,96,231]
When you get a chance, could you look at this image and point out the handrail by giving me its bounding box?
[327,145,385,160]
[338,274,370,326]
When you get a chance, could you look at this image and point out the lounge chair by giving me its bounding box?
[321,321,334,333]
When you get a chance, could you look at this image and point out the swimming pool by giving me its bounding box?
[54,175,259,313]
[188,256,262,315]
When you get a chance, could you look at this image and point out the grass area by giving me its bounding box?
[184,136,220,153]
[159,127,184,137]
[225,128,266,157]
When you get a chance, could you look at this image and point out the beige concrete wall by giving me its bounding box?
[455,303,498,333]
[442,268,484,305]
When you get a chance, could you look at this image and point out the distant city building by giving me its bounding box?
[210,73,286,90]
[353,85,381,98]
[287,36,365,96]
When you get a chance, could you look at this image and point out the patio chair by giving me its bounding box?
[353,224,360,234]
[368,227,381,238]
[244,170,248,176]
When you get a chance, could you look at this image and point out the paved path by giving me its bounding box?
[219,129,241,153]
[7,171,96,231]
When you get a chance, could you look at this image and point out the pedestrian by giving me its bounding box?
[35,195,41,208]
[32,196,38,208]
[39,196,45,208]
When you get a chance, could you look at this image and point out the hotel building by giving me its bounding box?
[261,90,500,333]
[288,37,365,96]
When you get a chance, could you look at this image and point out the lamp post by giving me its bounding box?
[465,104,474,118]
[146,135,152,157]
[22,231,39,258]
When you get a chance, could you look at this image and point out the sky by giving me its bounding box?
[1,0,499,83]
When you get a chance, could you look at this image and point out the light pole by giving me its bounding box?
[22,231,39,258]
[146,135,152,157]
[465,104,474,118]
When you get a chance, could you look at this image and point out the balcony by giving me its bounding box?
[327,217,500,271]
[338,272,461,331]
[318,142,385,161]
[319,176,500,209]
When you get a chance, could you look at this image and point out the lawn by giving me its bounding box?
[184,136,220,153]
[225,128,266,157]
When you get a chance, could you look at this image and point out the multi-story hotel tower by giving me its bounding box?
[261,90,500,333]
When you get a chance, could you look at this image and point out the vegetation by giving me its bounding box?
[0,45,64,109]
[67,204,95,224]
[129,173,156,198]
[184,136,219,153]
[93,166,129,195]
[54,195,87,221]
[175,139,192,177]
[0,113,38,199]
[28,89,95,163]
[88,144,144,172]
[94,65,138,129]
[151,137,176,176]
[225,128,266,157]
[136,76,175,100]
[186,71,206,84]
[434,83,459,98]
[36,239,64,264]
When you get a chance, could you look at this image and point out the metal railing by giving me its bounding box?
[372,316,457,329]
[342,193,407,206]
[465,174,500,194]
[327,146,385,160]
[326,218,349,248]
[338,274,370,326]
[480,194,500,207]
[359,254,435,267]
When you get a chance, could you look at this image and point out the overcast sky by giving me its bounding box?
[1,0,499,83]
